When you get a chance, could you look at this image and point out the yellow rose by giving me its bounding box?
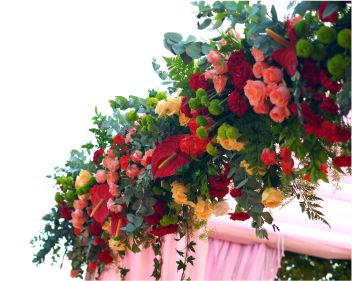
[179,112,191,126]
[165,97,182,116]
[75,170,92,189]
[171,181,189,205]
[213,201,230,217]
[194,198,213,221]
[109,239,125,251]
[261,188,284,208]
[155,100,168,116]
[217,136,245,151]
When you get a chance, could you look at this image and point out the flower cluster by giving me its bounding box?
[33,1,351,279]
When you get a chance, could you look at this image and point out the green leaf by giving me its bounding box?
[164,32,183,43]
[198,18,212,30]
[185,42,203,59]
[213,18,224,29]
[236,177,249,188]
[270,5,278,22]
[224,2,237,13]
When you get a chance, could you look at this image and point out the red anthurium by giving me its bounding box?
[151,134,191,179]
[272,48,298,77]
[89,184,114,224]
[110,212,128,238]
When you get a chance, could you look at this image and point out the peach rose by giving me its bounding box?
[270,86,291,107]
[95,169,107,184]
[102,156,119,172]
[75,170,92,189]
[213,201,230,217]
[155,100,168,116]
[263,67,283,85]
[207,50,222,66]
[270,106,290,123]
[179,112,191,126]
[204,69,217,80]
[243,80,267,106]
[71,209,87,230]
[251,47,265,62]
[214,63,228,74]
[108,183,119,197]
[171,181,189,205]
[252,61,269,78]
[253,100,269,114]
[261,188,284,208]
[73,199,87,210]
[194,198,213,221]
[213,75,228,95]
[217,136,245,151]
[107,171,119,185]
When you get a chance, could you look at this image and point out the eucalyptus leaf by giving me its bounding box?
[186,42,202,59]
[198,18,212,30]
[164,32,183,43]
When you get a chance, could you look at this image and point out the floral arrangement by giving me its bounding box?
[32,1,351,280]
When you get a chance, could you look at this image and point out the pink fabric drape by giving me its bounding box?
[205,238,282,280]
[89,234,282,280]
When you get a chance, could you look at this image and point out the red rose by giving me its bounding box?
[89,223,103,237]
[231,61,253,91]
[288,103,298,116]
[319,96,339,114]
[261,148,277,165]
[230,188,243,198]
[187,118,198,135]
[227,50,245,74]
[318,2,338,23]
[150,224,178,237]
[320,70,343,93]
[208,164,231,198]
[87,261,98,272]
[97,250,113,265]
[280,147,292,160]
[120,155,130,170]
[95,237,107,247]
[189,73,208,91]
[74,228,81,235]
[333,156,351,167]
[181,97,192,117]
[302,60,321,87]
[59,202,72,220]
[318,121,350,143]
[227,91,248,117]
[179,135,207,158]
[113,134,125,145]
[93,148,105,166]
[281,158,294,174]
[229,212,250,221]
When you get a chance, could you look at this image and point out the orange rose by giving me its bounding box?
[261,188,284,208]
[171,181,189,205]
[194,198,213,220]
[269,86,291,107]
[243,80,267,106]
[263,67,283,85]
[251,47,265,62]
[269,106,290,123]
[253,61,269,78]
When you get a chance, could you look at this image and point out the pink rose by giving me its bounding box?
[244,80,267,106]
[95,169,107,184]
[207,50,222,66]
[71,209,87,230]
[252,61,269,78]
[263,67,283,85]
[108,183,120,197]
[213,75,228,95]
[253,100,269,114]
[107,198,122,213]
[251,48,265,62]
[219,38,227,46]
[107,171,119,185]
[126,164,140,179]
[214,63,228,74]
[270,106,290,123]
[270,86,291,107]
[102,156,119,172]
[73,199,88,210]
[204,69,217,80]
[130,150,142,163]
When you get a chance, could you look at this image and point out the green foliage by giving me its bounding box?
[164,56,195,92]
[277,252,351,281]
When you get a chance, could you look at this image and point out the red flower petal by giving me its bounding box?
[272,48,297,77]
[151,134,191,179]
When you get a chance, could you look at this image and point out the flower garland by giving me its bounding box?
[32,1,351,280]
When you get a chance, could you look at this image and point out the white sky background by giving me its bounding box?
[0,1,292,280]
